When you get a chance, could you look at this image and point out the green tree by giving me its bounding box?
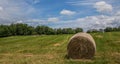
[118,26,120,31]
[104,27,113,32]
[56,28,62,34]
[15,23,29,35]
[87,29,99,33]
[9,23,35,35]
[35,25,54,35]
[26,26,35,35]
[66,28,75,34]
[0,25,10,37]
[75,28,83,33]
[9,24,17,35]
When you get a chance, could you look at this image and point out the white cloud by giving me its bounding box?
[76,14,120,30]
[115,11,120,16]
[48,17,59,22]
[0,6,3,11]
[16,20,23,23]
[0,0,36,24]
[27,19,44,22]
[51,14,120,31]
[33,0,40,4]
[60,9,76,16]
[94,1,113,12]
[67,1,94,6]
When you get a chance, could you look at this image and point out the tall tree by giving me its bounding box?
[0,25,10,37]
[75,28,83,33]
[104,27,113,32]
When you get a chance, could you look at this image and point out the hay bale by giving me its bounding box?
[67,33,96,59]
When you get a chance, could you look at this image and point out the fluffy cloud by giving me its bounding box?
[115,11,120,16]
[25,19,48,26]
[50,13,120,31]
[16,20,23,23]
[0,0,35,24]
[0,6,3,11]
[76,15,115,29]
[48,17,59,22]
[33,0,40,4]
[94,1,113,12]
[67,1,94,6]
[60,9,76,16]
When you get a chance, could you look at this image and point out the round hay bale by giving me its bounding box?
[67,33,96,59]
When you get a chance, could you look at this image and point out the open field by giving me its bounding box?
[0,32,120,64]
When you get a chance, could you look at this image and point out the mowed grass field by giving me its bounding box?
[0,32,120,64]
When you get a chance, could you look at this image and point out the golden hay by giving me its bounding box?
[67,33,96,59]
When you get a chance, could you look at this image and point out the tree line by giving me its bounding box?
[0,23,83,37]
[87,26,120,33]
[0,23,120,37]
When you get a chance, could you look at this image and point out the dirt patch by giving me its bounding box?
[44,54,54,59]
[114,41,120,43]
[68,59,94,63]
[0,53,54,59]
[0,53,34,57]
[54,43,61,47]
[95,35,103,38]
[111,52,120,64]
[111,52,120,57]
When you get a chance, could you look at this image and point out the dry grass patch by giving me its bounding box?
[95,35,103,38]
[54,43,61,47]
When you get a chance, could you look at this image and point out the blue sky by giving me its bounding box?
[0,0,120,30]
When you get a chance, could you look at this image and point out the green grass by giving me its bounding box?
[0,32,120,64]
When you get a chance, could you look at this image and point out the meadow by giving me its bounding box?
[0,32,120,64]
